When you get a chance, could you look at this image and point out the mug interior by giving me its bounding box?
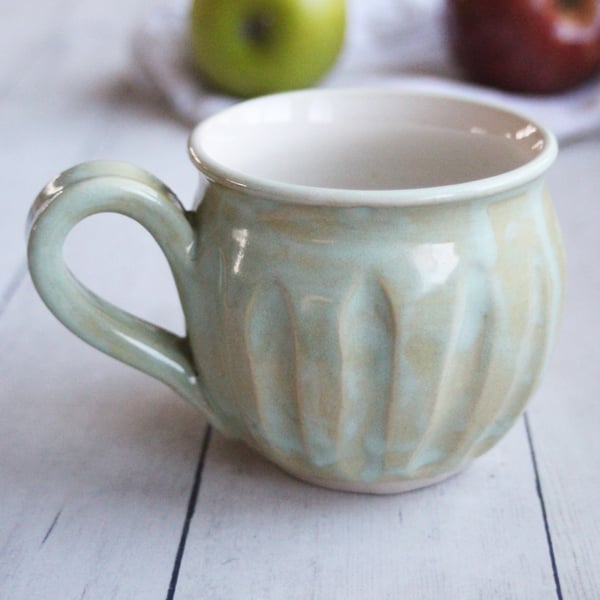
[189,89,556,204]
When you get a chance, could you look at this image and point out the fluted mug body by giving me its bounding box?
[28,90,564,493]
[186,182,563,492]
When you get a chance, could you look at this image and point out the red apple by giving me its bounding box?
[447,0,600,94]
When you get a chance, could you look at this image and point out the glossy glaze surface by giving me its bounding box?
[27,90,564,493]
[184,182,564,489]
[189,89,557,204]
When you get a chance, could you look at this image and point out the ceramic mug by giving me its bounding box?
[27,89,564,494]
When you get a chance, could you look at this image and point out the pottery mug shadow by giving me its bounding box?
[27,89,564,494]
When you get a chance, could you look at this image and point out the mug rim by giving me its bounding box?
[188,88,558,206]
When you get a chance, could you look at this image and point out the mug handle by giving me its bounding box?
[27,160,220,425]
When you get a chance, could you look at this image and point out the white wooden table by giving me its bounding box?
[1,1,599,598]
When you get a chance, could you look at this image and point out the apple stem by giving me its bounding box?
[242,12,276,44]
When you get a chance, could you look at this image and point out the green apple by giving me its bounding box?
[189,0,346,98]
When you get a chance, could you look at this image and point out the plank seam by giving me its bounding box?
[166,425,213,600]
[524,412,563,600]
[40,507,63,547]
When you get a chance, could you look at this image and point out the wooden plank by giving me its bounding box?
[0,241,205,600]
[527,139,600,600]
[0,2,208,596]
[1,86,201,600]
[174,420,556,600]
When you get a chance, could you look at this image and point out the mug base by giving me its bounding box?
[281,465,467,495]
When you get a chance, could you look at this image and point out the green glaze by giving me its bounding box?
[27,90,565,493]
[185,183,564,488]
[27,161,226,431]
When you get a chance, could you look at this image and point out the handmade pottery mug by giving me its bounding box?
[27,89,564,493]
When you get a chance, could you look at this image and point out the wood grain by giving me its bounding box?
[174,423,556,600]
[0,276,206,600]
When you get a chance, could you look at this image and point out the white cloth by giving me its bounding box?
[132,0,600,143]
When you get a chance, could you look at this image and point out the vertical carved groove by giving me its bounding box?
[404,275,468,473]
[222,281,264,448]
[219,248,256,438]
[289,289,345,469]
[532,193,564,370]
[278,283,313,461]
[449,275,503,466]
[338,275,396,481]
[472,255,540,455]
[244,282,305,456]
[379,275,401,477]
[499,241,557,421]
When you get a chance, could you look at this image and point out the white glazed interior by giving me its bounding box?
[189,89,557,205]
